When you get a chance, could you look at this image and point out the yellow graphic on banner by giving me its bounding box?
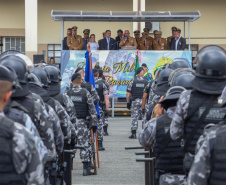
[152,56,173,79]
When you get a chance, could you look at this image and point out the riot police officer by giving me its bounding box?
[44,65,77,140]
[139,86,187,185]
[0,54,57,162]
[31,66,72,142]
[3,67,49,165]
[0,64,44,185]
[146,68,173,121]
[93,69,109,150]
[66,73,98,176]
[188,87,226,184]
[170,45,226,173]
[126,67,148,139]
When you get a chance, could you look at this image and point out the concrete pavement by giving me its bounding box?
[72,116,145,185]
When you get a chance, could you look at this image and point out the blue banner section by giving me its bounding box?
[61,50,192,98]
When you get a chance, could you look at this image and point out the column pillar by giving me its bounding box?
[133,0,145,33]
[25,0,38,62]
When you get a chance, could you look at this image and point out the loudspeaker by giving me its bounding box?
[33,54,44,64]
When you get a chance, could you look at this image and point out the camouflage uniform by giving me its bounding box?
[4,100,49,165]
[32,93,64,154]
[170,90,191,141]
[188,123,224,185]
[66,85,98,162]
[46,104,64,153]
[95,77,109,141]
[101,78,110,127]
[139,107,186,185]
[19,112,49,165]
[142,80,154,128]
[0,111,44,185]
[31,96,57,162]
[82,80,100,104]
[127,77,146,131]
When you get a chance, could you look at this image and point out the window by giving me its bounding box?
[48,44,61,64]
[3,37,25,54]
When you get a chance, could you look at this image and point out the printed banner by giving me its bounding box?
[61,50,192,98]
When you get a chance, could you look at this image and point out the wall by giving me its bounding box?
[38,0,133,44]
[146,0,226,46]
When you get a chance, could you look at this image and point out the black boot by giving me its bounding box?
[98,140,105,151]
[103,126,109,136]
[83,162,95,176]
[88,161,94,170]
[129,130,137,139]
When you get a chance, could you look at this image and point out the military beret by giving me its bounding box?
[83,29,90,34]
[0,65,14,82]
[75,67,84,73]
[71,72,81,81]
[171,26,177,31]
[133,30,140,35]
[143,28,150,33]
[136,67,144,75]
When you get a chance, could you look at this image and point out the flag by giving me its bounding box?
[84,50,100,119]
[134,50,139,77]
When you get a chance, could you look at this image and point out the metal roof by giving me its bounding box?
[51,10,201,22]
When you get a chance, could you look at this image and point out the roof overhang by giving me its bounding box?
[51,10,201,22]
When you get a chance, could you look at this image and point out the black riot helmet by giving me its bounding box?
[168,68,195,89]
[160,86,186,110]
[28,73,43,88]
[0,55,29,84]
[172,74,195,90]
[191,45,226,95]
[44,65,61,83]
[167,58,191,69]
[32,67,51,89]
[156,68,174,86]
[195,45,226,79]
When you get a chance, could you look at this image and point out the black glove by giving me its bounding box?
[104,110,109,118]
[70,137,77,148]
[142,109,146,116]
[92,125,97,133]
[127,102,131,110]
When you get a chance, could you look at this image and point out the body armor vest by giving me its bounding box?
[131,77,147,100]
[81,81,92,94]
[67,88,88,119]
[184,90,224,154]
[95,79,104,102]
[209,123,226,185]
[53,93,64,106]
[0,116,26,185]
[12,93,35,124]
[154,114,184,172]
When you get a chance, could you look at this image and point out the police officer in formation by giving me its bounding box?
[126,67,148,139]
[66,73,98,176]
[98,69,110,136]
[93,69,110,150]
[0,65,44,184]
[137,45,226,185]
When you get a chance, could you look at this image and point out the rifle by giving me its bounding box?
[91,128,97,174]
